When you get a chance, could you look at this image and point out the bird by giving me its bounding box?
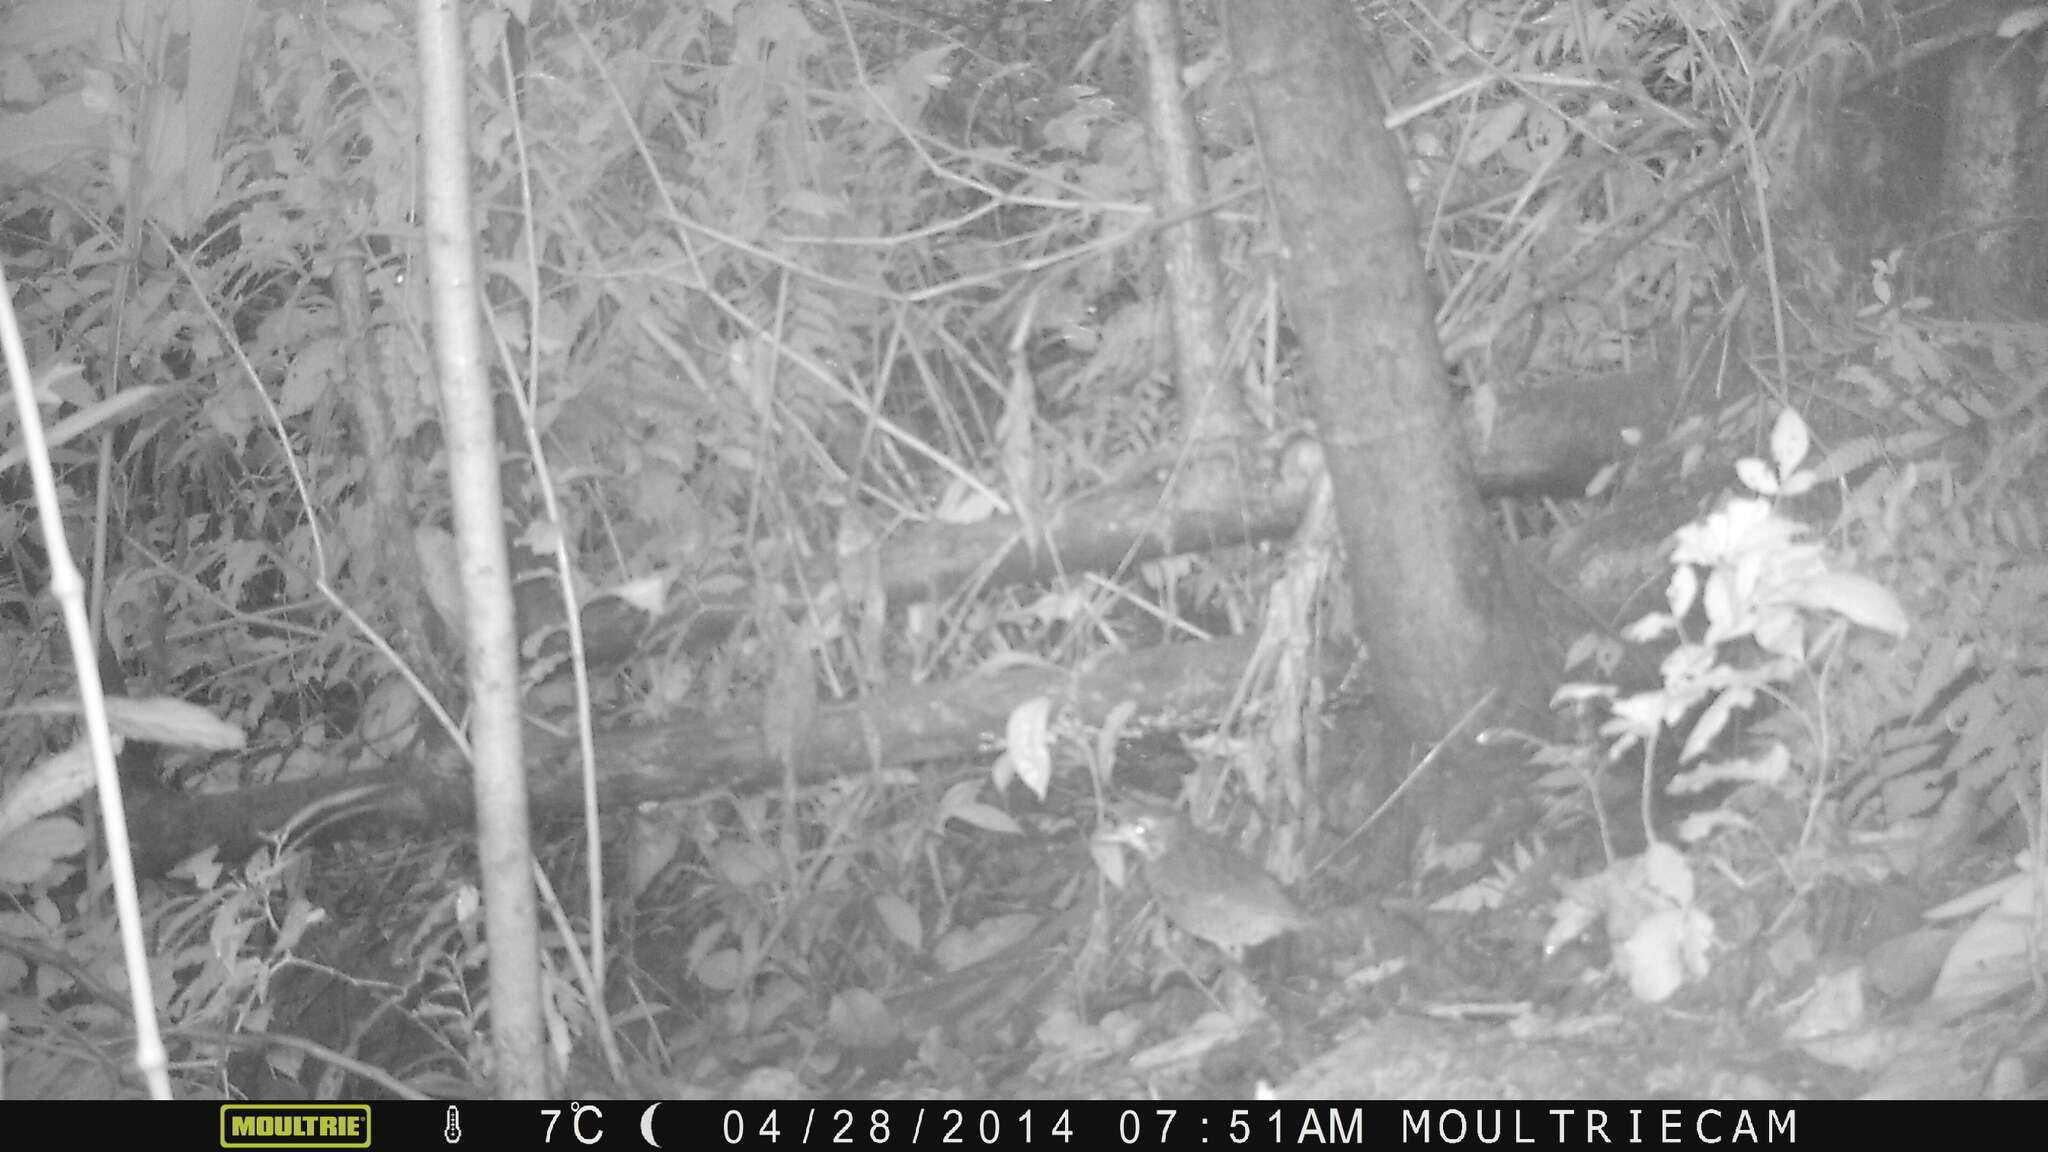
[1096,804,1313,961]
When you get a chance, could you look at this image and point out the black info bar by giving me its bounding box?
[15,1098,1927,1150]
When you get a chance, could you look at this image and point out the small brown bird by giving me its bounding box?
[1098,805,1313,960]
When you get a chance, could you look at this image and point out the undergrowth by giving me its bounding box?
[2,0,2041,1098]
[1474,404,2046,1010]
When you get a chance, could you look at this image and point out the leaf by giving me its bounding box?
[1668,742,1791,795]
[932,913,1040,973]
[1672,806,1750,843]
[1602,690,1670,750]
[1639,840,1696,905]
[1666,564,1699,620]
[1786,968,1870,1057]
[626,802,689,904]
[1770,407,1811,475]
[1092,700,1138,787]
[1680,692,1736,763]
[1751,604,1806,660]
[693,947,744,991]
[1679,441,1706,480]
[1623,611,1678,644]
[610,574,670,614]
[781,189,844,219]
[1090,834,1129,888]
[873,893,923,952]
[1700,569,1740,641]
[1471,383,1501,448]
[826,988,899,1048]
[0,383,176,473]
[1735,456,1778,496]
[0,817,86,885]
[1931,393,1972,427]
[1659,643,1717,694]
[413,526,465,637]
[1617,907,1714,1003]
[0,741,96,842]
[1563,634,1607,674]
[1041,106,1096,154]
[1543,895,1601,955]
[887,44,960,119]
[1929,864,2048,1012]
[1674,498,1778,566]
[266,1044,307,1083]
[999,695,1056,801]
[934,476,1005,524]
[279,337,340,417]
[1924,865,2035,922]
[172,846,224,890]
[1791,572,1909,637]
[708,840,778,887]
[1463,102,1527,166]
[1997,7,2048,37]
[827,983,901,1057]
[105,696,247,751]
[1550,680,1616,708]
[939,778,1021,834]
[1584,460,1620,498]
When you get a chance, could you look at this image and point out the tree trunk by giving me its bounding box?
[1227,0,1547,864]
[1934,35,2032,314]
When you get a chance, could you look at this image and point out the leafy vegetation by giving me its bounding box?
[0,0,2042,1097]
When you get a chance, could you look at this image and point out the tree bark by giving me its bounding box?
[1227,0,1548,860]
[1133,0,1248,467]
[1933,35,2033,314]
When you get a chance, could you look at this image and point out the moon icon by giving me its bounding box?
[640,1102,661,1147]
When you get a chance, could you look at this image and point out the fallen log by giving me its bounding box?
[546,366,1674,663]
[124,635,1349,872]
[129,368,1673,870]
